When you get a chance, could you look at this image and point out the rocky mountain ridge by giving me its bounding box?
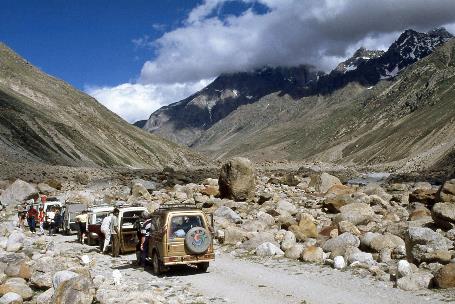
[141,28,454,177]
[0,43,205,170]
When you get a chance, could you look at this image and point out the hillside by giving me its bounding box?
[143,28,455,174]
[0,43,205,170]
[195,38,455,173]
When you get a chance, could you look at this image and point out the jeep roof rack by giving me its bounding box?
[157,203,200,210]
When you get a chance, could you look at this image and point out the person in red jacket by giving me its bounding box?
[27,205,38,233]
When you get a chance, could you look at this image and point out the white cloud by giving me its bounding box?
[140,0,455,84]
[89,0,455,122]
[86,80,211,123]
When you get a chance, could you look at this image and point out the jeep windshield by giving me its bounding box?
[169,215,205,239]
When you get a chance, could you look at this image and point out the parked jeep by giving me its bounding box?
[87,206,114,245]
[62,203,87,235]
[147,204,214,274]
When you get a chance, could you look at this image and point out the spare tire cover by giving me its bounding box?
[185,227,211,254]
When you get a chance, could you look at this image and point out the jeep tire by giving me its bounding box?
[185,227,211,254]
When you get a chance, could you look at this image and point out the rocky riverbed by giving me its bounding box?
[0,157,454,303]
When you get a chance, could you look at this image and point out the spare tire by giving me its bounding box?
[185,227,211,254]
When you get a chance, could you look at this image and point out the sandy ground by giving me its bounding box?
[45,234,452,304]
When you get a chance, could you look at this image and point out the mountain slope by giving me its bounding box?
[143,65,322,145]
[0,43,205,169]
[194,38,455,173]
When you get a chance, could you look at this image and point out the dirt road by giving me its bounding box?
[179,252,447,304]
[52,235,448,304]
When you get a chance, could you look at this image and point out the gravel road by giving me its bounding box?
[52,235,449,304]
[179,252,448,304]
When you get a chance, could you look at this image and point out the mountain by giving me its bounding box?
[133,120,147,128]
[0,43,205,169]
[300,28,453,96]
[142,28,455,174]
[143,65,322,145]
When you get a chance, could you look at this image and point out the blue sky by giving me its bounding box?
[0,0,201,89]
[2,0,455,123]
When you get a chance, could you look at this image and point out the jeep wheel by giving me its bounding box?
[197,262,209,272]
[185,227,211,254]
[152,252,163,275]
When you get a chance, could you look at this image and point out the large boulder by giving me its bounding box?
[439,179,455,203]
[322,232,360,256]
[276,200,297,215]
[336,203,375,226]
[131,183,152,200]
[397,272,433,291]
[255,242,284,257]
[409,189,438,207]
[0,278,33,300]
[289,214,318,241]
[6,233,24,253]
[323,194,357,213]
[360,232,405,252]
[223,227,248,245]
[214,206,242,224]
[0,292,22,304]
[284,244,304,259]
[309,173,341,194]
[405,227,453,264]
[432,203,455,230]
[280,231,296,251]
[301,246,324,264]
[240,232,277,251]
[0,180,37,206]
[52,271,79,290]
[218,157,255,201]
[52,275,95,304]
[434,263,455,288]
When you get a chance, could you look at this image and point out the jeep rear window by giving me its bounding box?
[169,215,205,239]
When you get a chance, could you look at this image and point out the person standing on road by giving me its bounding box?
[38,207,45,235]
[101,212,113,253]
[54,208,63,235]
[75,210,88,244]
[27,205,38,234]
[110,208,120,257]
[47,207,56,235]
[140,211,152,267]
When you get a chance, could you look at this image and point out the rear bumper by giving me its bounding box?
[162,253,215,265]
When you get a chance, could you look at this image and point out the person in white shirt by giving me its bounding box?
[100,213,112,253]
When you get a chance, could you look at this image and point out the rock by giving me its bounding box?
[0,278,33,300]
[408,208,431,221]
[397,260,413,278]
[255,242,284,257]
[131,183,152,200]
[338,221,360,236]
[0,292,22,304]
[432,203,455,229]
[80,255,90,266]
[397,272,433,291]
[276,214,297,229]
[360,232,405,253]
[322,233,360,256]
[256,212,274,226]
[218,157,255,201]
[200,185,219,197]
[324,195,356,213]
[257,193,272,205]
[241,232,277,250]
[6,232,24,253]
[336,203,375,226]
[132,179,157,191]
[52,275,95,304]
[346,250,374,266]
[409,189,438,207]
[309,173,342,194]
[301,246,324,264]
[46,179,62,190]
[30,271,53,289]
[36,288,54,304]
[214,206,242,224]
[285,244,304,259]
[405,227,453,264]
[276,200,297,215]
[37,183,56,195]
[289,214,317,241]
[434,263,455,288]
[0,180,37,206]
[280,231,296,251]
[439,179,455,203]
[223,227,248,245]
[52,271,79,289]
[333,256,346,269]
